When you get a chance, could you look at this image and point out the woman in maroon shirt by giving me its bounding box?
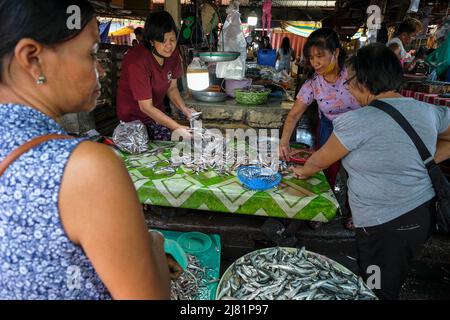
[117,11,195,140]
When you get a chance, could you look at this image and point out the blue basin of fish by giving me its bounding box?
[237,166,282,191]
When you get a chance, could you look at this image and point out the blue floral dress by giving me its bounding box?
[0,104,111,300]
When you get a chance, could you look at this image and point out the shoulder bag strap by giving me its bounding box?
[370,99,436,170]
[0,134,72,177]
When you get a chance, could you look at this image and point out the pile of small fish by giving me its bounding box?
[112,120,149,154]
[171,133,289,176]
[171,255,219,300]
[217,247,377,300]
[124,133,293,177]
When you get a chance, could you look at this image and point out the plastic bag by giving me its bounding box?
[426,32,450,77]
[112,121,149,154]
[407,0,420,13]
[216,1,247,80]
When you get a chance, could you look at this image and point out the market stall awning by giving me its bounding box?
[280,21,322,38]
[109,26,134,37]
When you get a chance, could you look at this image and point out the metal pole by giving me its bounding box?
[196,0,198,51]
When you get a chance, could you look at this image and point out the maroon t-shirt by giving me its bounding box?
[116,44,182,124]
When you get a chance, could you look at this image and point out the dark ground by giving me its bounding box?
[145,206,450,300]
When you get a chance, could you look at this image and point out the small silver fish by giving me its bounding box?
[217,247,377,301]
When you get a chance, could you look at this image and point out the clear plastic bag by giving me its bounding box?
[216,1,247,80]
[112,121,149,154]
[407,0,420,13]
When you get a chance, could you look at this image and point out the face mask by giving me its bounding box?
[152,47,166,59]
[318,53,337,76]
[148,40,167,59]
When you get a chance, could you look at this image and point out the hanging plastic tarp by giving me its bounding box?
[426,33,450,77]
[99,21,112,43]
[281,21,322,38]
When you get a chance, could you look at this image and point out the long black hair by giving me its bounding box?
[302,28,347,79]
[345,43,404,95]
[281,37,291,55]
[0,0,95,82]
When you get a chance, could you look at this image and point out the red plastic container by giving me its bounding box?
[289,148,315,165]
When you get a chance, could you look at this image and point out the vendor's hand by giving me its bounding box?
[290,166,310,180]
[279,141,291,161]
[183,107,198,119]
[172,125,193,142]
[166,255,183,280]
[149,230,167,263]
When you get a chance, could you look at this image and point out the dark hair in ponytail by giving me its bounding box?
[0,0,95,82]
[302,28,347,79]
[281,37,290,55]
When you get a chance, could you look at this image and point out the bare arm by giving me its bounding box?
[292,134,349,179]
[280,99,309,160]
[166,79,195,119]
[138,99,181,131]
[435,126,450,164]
[59,142,171,300]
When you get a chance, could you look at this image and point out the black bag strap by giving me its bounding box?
[370,99,436,170]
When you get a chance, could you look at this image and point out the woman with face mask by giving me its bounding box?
[117,11,196,140]
[280,28,360,229]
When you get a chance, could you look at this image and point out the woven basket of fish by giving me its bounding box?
[216,247,378,300]
[235,86,271,105]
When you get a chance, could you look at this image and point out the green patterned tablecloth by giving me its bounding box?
[118,141,339,222]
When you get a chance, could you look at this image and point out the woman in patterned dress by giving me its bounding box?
[0,0,178,299]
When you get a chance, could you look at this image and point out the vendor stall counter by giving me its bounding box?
[118,141,339,222]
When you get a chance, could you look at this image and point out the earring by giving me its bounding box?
[36,75,46,85]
